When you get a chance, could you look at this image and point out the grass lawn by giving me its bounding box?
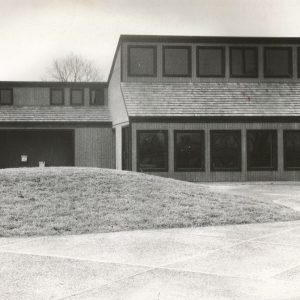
[0,167,299,237]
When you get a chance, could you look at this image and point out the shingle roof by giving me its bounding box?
[0,106,111,123]
[121,82,300,117]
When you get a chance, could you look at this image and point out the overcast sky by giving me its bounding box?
[1,0,300,81]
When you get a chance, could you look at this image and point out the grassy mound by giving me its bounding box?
[0,167,299,236]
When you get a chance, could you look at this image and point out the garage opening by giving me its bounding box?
[0,130,74,168]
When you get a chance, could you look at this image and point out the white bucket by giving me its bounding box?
[39,161,45,167]
[21,155,27,162]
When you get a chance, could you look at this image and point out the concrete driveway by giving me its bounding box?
[200,181,300,212]
[1,220,300,299]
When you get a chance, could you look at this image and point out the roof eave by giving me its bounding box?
[119,34,300,44]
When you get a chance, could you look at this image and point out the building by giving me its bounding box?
[0,82,114,169]
[2,35,300,181]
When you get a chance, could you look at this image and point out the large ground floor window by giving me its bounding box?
[133,128,300,174]
[174,130,205,171]
[137,130,168,172]
[210,130,241,171]
[284,130,300,170]
[247,130,277,171]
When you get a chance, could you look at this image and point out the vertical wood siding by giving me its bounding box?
[131,122,300,182]
[14,88,50,106]
[84,88,90,106]
[75,127,115,168]
[64,88,70,106]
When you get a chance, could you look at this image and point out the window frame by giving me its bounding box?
[70,88,84,106]
[0,88,13,105]
[127,45,157,77]
[283,130,300,171]
[229,47,258,78]
[162,46,192,77]
[90,88,105,106]
[174,130,205,172]
[136,130,168,172]
[247,130,278,171]
[196,46,225,78]
[263,47,293,78]
[210,130,242,172]
[50,88,64,106]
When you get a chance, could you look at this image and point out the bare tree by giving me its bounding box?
[45,53,103,82]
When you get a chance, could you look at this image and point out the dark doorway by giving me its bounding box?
[122,126,130,170]
[0,130,74,168]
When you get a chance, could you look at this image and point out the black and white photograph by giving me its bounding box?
[1,0,300,299]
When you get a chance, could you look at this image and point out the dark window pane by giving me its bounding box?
[210,131,241,171]
[137,131,168,172]
[284,131,300,170]
[163,47,191,76]
[245,49,257,74]
[51,89,64,105]
[0,89,13,105]
[175,131,204,171]
[264,47,292,77]
[298,48,300,78]
[247,130,277,170]
[197,47,224,77]
[90,89,104,105]
[230,48,258,77]
[231,49,243,75]
[71,89,83,105]
[128,46,156,76]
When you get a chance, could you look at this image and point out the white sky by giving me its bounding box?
[1,0,300,81]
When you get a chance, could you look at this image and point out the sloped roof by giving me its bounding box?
[0,106,111,123]
[121,82,300,117]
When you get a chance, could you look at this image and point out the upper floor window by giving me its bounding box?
[0,88,13,105]
[128,45,157,77]
[230,47,258,78]
[50,88,64,105]
[197,46,225,77]
[90,88,104,106]
[264,47,292,78]
[163,46,191,77]
[71,88,84,106]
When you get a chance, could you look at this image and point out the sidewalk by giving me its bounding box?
[1,220,300,299]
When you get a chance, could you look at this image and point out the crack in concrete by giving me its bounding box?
[56,222,300,299]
